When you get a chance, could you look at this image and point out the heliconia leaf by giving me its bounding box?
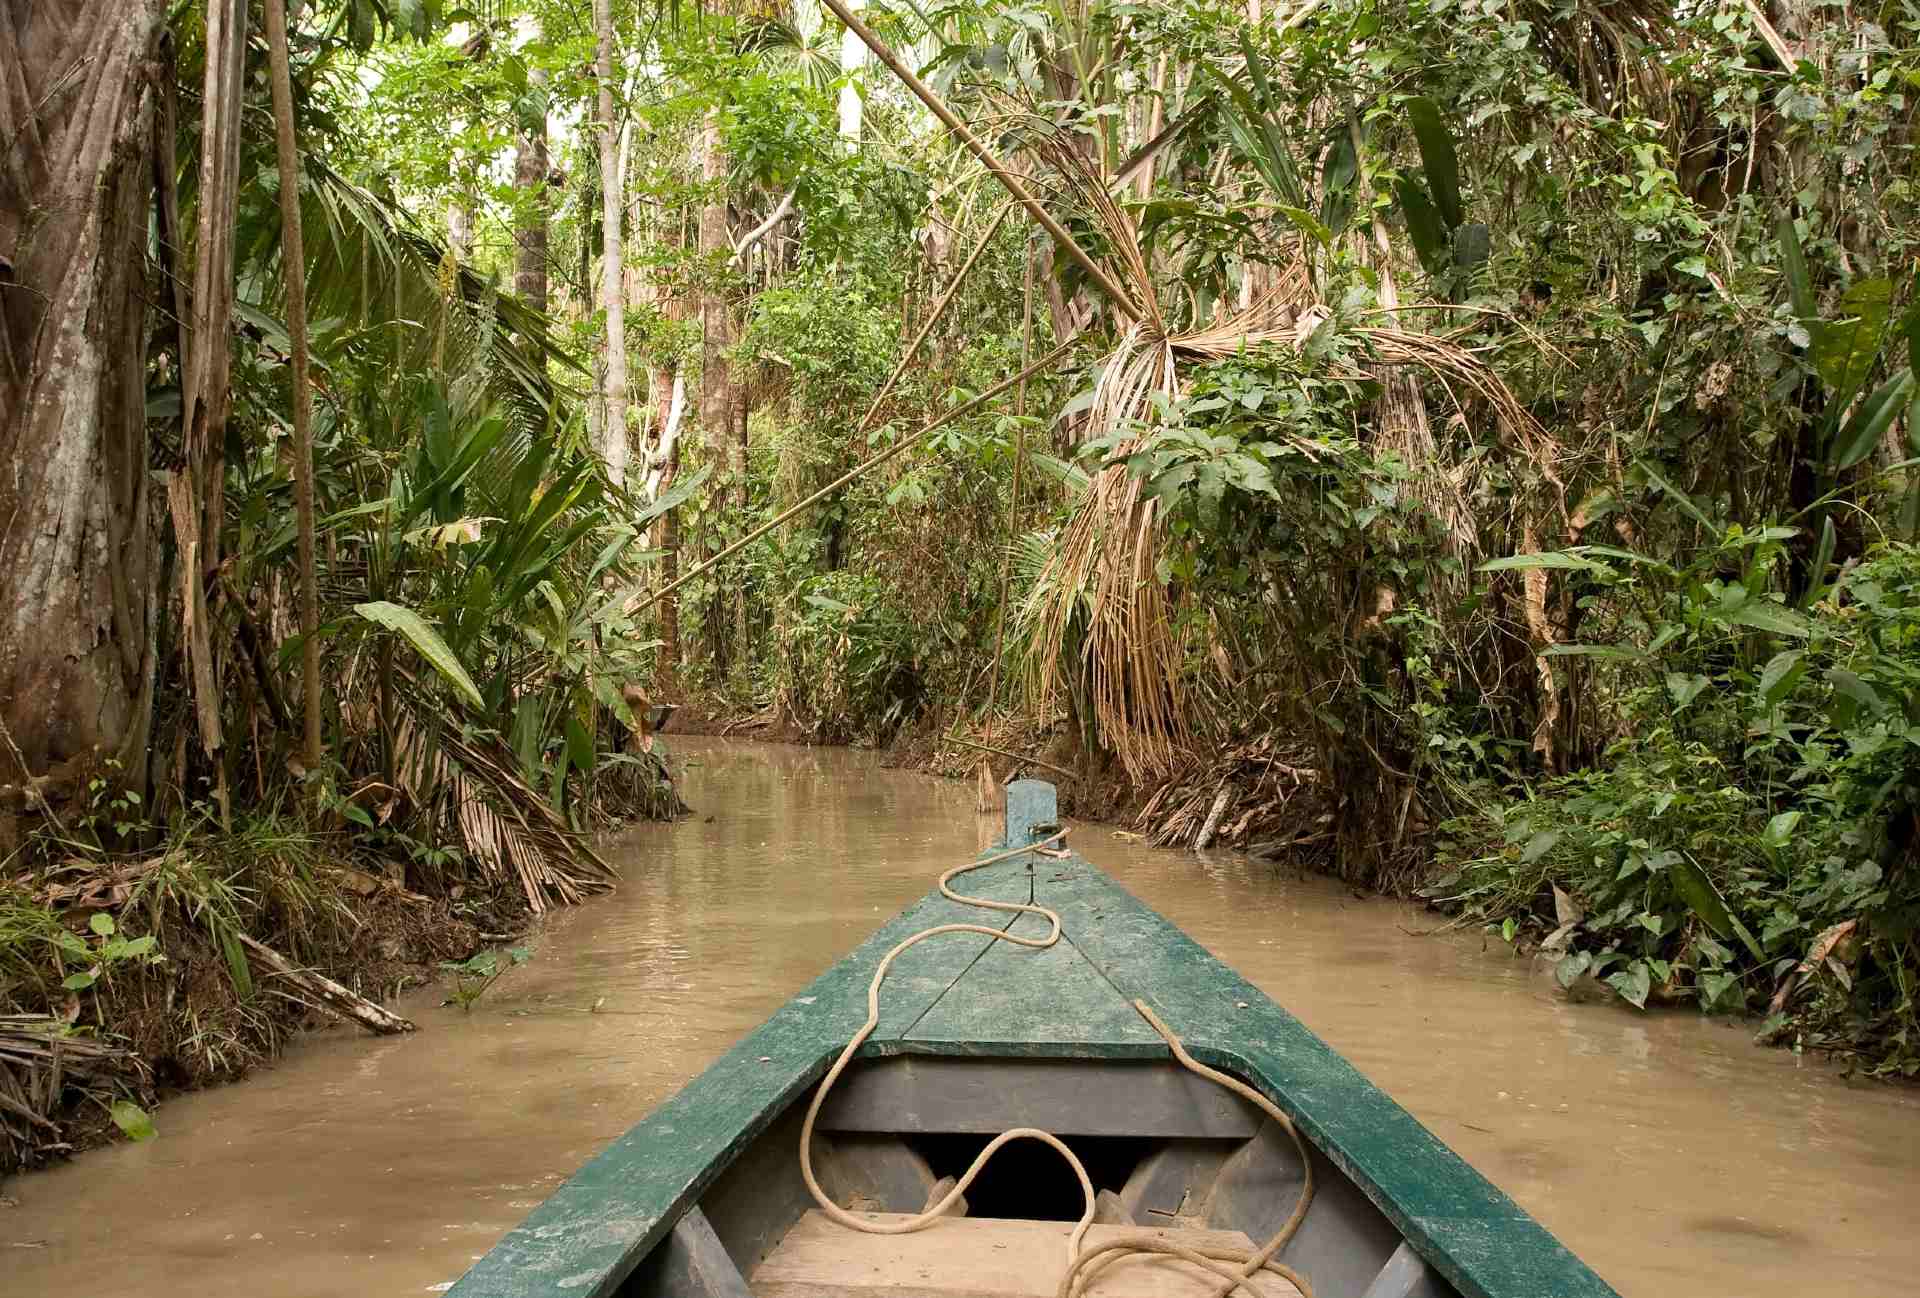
[1832,368,1914,470]
[1776,213,1815,322]
[1395,179,1450,274]
[1808,277,1893,412]
[1405,96,1464,229]
[354,601,486,710]
[1668,855,1735,940]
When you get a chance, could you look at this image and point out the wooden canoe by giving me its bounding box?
[449,781,1621,1298]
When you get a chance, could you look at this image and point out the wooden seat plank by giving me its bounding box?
[750,1210,1302,1298]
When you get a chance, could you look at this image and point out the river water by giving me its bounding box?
[3,740,1916,1296]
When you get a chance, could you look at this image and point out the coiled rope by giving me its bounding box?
[797,832,1320,1298]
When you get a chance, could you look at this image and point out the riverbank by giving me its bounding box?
[0,836,529,1175]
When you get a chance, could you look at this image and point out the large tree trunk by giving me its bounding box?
[698,109,744,673]
[0,2,166,804]
[593,0,628,486]
[513,68,550,316]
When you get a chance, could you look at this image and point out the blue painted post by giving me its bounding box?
[1003,779,1058,849]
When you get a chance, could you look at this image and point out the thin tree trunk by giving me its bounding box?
[0,2,166,807]
[514,68,550,316]
[172,0,248,770]
[265,0,323,771]
[699,108,743,673]
[594,0,628,486]
[651,370,684,680]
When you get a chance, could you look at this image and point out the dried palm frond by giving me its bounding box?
[0,1015,145,1173]
[389,687,615,912]
[1015,127,1551,783]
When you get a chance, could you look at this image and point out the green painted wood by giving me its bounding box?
[1030,853,1621,1298]
[1001,778,1058,848]
[446,860,1030,1298]
[904,909,1162,1053]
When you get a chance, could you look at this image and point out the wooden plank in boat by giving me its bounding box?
[447,862,1034,1298]
[902,909,1163,1054]
[1033,856,1620,1298]
[813,1057,1261,1139]
[750,1210,1304,1298]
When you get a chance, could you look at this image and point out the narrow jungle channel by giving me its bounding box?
[4,740,1916,1296]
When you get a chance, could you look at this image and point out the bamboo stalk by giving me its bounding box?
[860,203,1014,437]
[983,247,1036,716]
[631,336,1083,616]
[265,0,323,772]
[817,0,1142,322]
[941,733,1076,782]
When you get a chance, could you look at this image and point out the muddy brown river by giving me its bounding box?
[3,740,1916,1295]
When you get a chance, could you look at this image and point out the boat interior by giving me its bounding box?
[624,1053,1455,1298]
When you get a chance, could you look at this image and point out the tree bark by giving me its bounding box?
[513,67,549,316]
[593,0,628,486]
[0,1,167,799]
[265,0,324,771]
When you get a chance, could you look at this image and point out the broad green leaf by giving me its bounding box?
[1832,368,1914,470]
[1274,204,1334,248]
[1776,213,1814,321]
[1826,667,1882,713]
[1636,461,1715,529]
[1405,96,1464,229]
[1808,277,1892,409]
[354,601,485,710]
[633,463,713,527]
[62,970,98,990]
[219,925,253,998]
[115,935,157,958]
[1763,811,1802,848]
[1543,643,1649,662]
[89,912,115,937]
[566,713,595,775]
[110,1100,156,1142]
[1728,914,1768,963]
[1555,950,1593,989]
[1607,963,1652,1009]
[1478,551,1606,572]
[1666,673,1711,708]
[1668,855,1735,939]
[1717,598,1812,638]
[1758,649,1805,703]
[1452,222,1491,271]
[1395,179,1449,274]
[1800,515,1837,611]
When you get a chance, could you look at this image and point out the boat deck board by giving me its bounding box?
[903,907,1161,1054]
[750,1210,1303,1298]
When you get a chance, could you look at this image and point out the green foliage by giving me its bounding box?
[1440,544,1920,1075]
[440,945,531,1012]
[773,572,924,744]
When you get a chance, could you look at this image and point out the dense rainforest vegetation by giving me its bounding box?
[3,0,1919,1172]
